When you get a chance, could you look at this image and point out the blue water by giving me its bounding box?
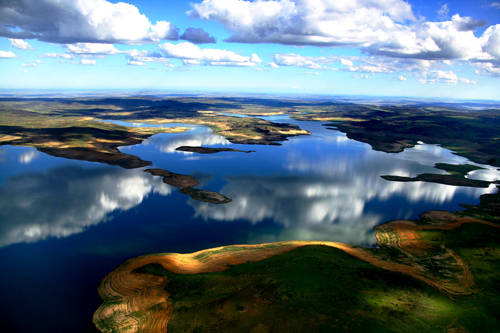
[0,116,498,332]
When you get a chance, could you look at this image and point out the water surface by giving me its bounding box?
[0,116,498,332]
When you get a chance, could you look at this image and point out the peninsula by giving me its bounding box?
[94,186,500,332]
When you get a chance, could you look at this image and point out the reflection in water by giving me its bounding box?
[0,166,173,248]
[18,150,40,164]
[143,127,230,154]
[188,142,496,246]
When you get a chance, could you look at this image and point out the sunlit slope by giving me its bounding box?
[94,187,500,333]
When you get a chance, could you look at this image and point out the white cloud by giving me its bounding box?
[42,53,74,59]
[474,62,500,77]
[0,50,16,58]
[459,78,476,84]
[189,0,415,47]
[66,43,120,55]
[416,70,475,85]
[398,75,407,81]
[353,74,370,79]
[480,25,500,61]
[125,49,172,64]
[22,63,37,67]
[366,16,486,61]
[80,59,96,65]
[0,0,179,44]
[35,60,41,64]
[489,2,500,9]
[188,0,500,74]
[340,59,354,67]
[159,42,261,67]
[127,61,145,66]
[182,59,204,66]
[268,62,279,69]
[8,39,33,50]
[273,54,323,69]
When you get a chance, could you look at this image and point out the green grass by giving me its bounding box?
[434,163,484,176]
[132,244,500,333]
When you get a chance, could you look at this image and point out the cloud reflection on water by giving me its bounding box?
[142,127,230,154]
[188,142,496,247]
[18,150,40,164]
[0,166,173,248]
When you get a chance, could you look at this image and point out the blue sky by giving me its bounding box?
[0,0,499,99]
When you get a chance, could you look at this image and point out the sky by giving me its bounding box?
[0,0,499,100]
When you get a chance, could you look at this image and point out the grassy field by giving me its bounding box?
[94,187,500,333]
[294,105,500,167]
[2,96,499,166]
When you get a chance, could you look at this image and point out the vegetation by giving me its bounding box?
[94,187,500,333]
[381,174,491,188]
[381,163,492,187]
[434,163,485,175]
[294,105,500,167]
[175,146,255,154]
[2,96,500,165]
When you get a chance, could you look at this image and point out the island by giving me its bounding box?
[381,163,492,188]
[175,146,255,154]
[94,186,500,333]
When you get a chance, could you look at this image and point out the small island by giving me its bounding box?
[382,163,493,188]
[175,146,255,154]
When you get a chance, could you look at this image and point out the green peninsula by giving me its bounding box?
[94,186,500,333]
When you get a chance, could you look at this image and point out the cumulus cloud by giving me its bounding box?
[188,0,500,75]
[270,53,426,74]
[80,59,96,65]
[123,49,172,65]
[480,25,500,61]
[398,75,407,81]
[189,0,415,47]
[340,58,354,67]
[365,16,486,61]
[0,50,16,58]
[416,70,475,85]
[180,27,216,44]
[451,14,488,32]
[474,62,500,77]
[66,43,120,55]
[0,0,179,44]
[159,42,262,67]
[273,54,323,69]
[8,38,33,50]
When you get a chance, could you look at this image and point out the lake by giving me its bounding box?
[0,116,498,332]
